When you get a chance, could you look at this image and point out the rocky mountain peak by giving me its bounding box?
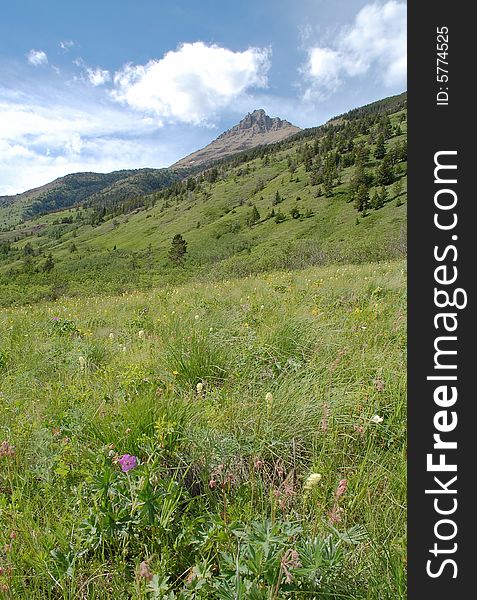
[172,110,301,168]
[218,109,294,139]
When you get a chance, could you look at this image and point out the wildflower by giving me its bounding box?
[371,415,384,424]
[353,424,365,435]
[253,457,264,470]
[185,568,198,584]
[172,370,179,376]
[194,314,199,320]
[139,561,153,581]
[304,473,322,491]
[273,472,295,510]
[196,382,203,394]
[281,549,301,584]
[335,479,348,499]
[78,356,86,369]
[138,330,145,339]
[328,504,344,524]
[0,441,15,459]
[118,454,138,472]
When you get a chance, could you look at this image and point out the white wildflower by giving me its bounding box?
[304,473,322,491]
[371,415,384,424]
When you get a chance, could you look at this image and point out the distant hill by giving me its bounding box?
[0,168,181,227]
[172,109,301,168]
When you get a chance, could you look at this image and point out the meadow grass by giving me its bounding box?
[0,260,406,598]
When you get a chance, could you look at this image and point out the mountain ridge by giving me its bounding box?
[172,109,301,168]
[0,168,182,228]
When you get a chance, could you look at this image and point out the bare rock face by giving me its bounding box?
[218,109,296,137]
[172,110,301,168]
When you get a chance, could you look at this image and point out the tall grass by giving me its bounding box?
[0,260,406,598]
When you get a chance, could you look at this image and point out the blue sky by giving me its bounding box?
[0,0,406,195]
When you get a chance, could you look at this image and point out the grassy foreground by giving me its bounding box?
[0,260,406,599]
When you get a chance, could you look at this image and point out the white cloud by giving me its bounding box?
[303,1,406,98]
[86,67,111,86]
[306,48,342,95]
[64,132,84,154]
[112,41,271,125]
[26,49,48,66]
[59,40,75,51]
[71,58,111,87]
[0,83,185,195]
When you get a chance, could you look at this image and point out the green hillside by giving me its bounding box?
[0,168,182,229]
[0,93,407,307]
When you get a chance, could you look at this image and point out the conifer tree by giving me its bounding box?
[168,234,188,265]
[393,178,403,198]
[374,133,386,159]
[246,205,260,227]
[376,154,394,186]
[354,184,370,214]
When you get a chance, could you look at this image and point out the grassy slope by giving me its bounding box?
[0,259,406,598]
[0,109,407,306]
